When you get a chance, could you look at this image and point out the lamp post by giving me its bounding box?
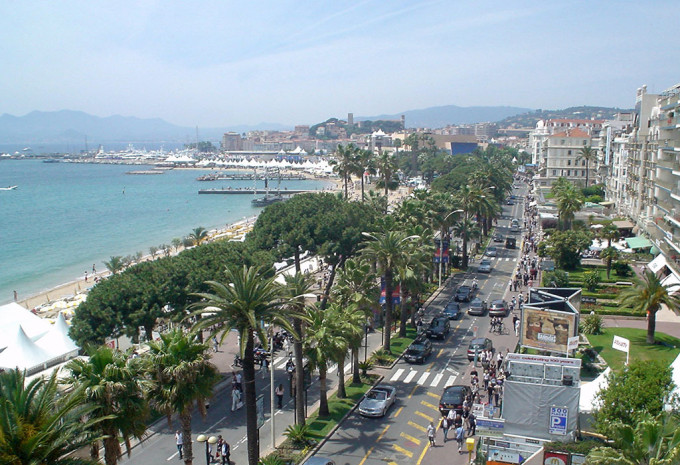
[439,209,464,287]
[270,331,276,449]
[196,434,218,465]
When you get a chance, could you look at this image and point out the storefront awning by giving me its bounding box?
[625,236,653,249]
[648,254,668,274]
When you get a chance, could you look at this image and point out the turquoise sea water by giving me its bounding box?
[0,160,330,304]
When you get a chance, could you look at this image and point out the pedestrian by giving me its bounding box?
[467,412,476,436]
[275,383,284,409]
[441,416,450,442]
[13,290,17,301]
[455,424,465,452]
[427,421,436,447]
[212,336,219,353]
[175,430,183,459]
[515,318,520,337]
[220,439,230,464]
[231,387,241,411]
[261,357,269,377]
[92,263,96,273]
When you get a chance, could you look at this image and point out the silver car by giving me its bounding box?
[485,246,497,257]
[358,385,397,417]
[478,259,492,273]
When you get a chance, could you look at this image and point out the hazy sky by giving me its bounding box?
[2,1,679,128]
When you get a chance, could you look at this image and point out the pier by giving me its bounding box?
[198,188,316,195]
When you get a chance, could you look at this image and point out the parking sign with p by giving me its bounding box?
[549,406,568,435]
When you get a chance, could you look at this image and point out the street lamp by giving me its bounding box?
[196,434,218,465]
[438,209,464,287]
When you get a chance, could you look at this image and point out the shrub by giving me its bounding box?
[542,270,570,287]
[612,261,633,277]
[259,456,287,465]
[580,313,603,335]
[372,349,393,366]
[358,361,373,377]
[582,271,601,292]
[283,423,313,447]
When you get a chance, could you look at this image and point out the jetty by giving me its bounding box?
[126,170,165,175]
[197,173,307,181]
[198,188,315,195]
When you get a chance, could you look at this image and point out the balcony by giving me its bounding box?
[662,144,680,153]
[656,177,677,191]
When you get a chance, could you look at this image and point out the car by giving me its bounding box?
[489,299,508,317]
[485,246,498,257]
[478,259,492,273]
[302,458,336,465]
[468,297,488,315]
[505,237,516,249]
[493,233,504,243]
[455,285,473,302]
[442,301,461,320]
[426,316,451,339]
[358,385,397,417]
[403,337,433,364]
[506,199,514,205]
[467,337,494,361]
[438,385,472,416]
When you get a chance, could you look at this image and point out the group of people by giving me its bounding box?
[175,431,230,464]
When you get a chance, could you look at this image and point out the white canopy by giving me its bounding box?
[0,302,51,350]
[35,313,79,357]
[579,367,610,414]
[662,273,680,295]
[648,254,668,274]
[0,326,51,372]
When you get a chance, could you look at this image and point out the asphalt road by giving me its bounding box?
[310,184,530,465]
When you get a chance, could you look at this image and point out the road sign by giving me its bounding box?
[612,335,630,353]
[549,406,568,435]
[476,418,504,437]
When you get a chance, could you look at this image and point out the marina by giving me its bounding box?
[198,188,314,195]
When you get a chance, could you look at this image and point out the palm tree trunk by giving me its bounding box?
[103,424,122,465]
[383,268,393,352]
[319,368,329,417]
[360,174,365,202]
[352,347,361,384]
[344,173,349,200]
[180,409,194,465]
[337,355,346,398]
[462,236,469,269]
[585,160,589,187]
[647,308,657,344]
[293,321,305,426]
[399,289,409,337]
[243,334,259,465]
[320,260,340,310]
[90,440,100,461]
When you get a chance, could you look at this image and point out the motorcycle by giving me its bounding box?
[232,355,243,368]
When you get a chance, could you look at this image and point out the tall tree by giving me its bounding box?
[620,271,680,344]
[600,246,620,279]
[64,347,149,465]
[0,369,103,465]
[353,148,376,202]
[147,330,219,465]
[577,146,597,187]
[188,227,209,246]
[600,223,620,248]
[190,265,296,465]
[330,143,358,200]
[553,181,584,230]
[374,150,399,209]
[452,218,480,269]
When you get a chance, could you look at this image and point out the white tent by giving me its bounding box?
[36,313,79,358]
[579,367,610,414]
[0,326,51,372]
[0,302,51,350]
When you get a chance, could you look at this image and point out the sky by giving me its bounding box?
[2,0,680,128]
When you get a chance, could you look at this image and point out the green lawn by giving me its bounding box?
[306,380,374,439]
[586,327,680,370]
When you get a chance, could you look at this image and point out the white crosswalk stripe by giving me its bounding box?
[344,362,352,374]
[430,373,443,387]
[275,357,287,369]
[416,372,431,385]
[391,368,405,382]
[403,370,418,383]
[445,375,457,387]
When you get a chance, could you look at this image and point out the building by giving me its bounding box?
[294,125,310,136]
[538,128,593,187]
[529,118,604,166]
[221,132,243,151]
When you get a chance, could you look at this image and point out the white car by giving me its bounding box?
[478,259,493,273]
[358,385,397,417]
[485,246,497,257]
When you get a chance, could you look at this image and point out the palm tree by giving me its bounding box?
[64,346,149,465]
[0,369,103,465]
[601,223,620,248]
[353,148,375,202]
[189,226,209,246]
[190,265,296,465]
[330,143,358,200]
[327,303,363,398]
[620,270,680,344]
[147,329,219,465]
[149,246,158,259]
[361,229,418,352]
[374,150,399,208]
[577,146,598,187]
[303,305,347,416]
[104,255,125,274]
[172,237,183,252]
[398,229,433,336]
[452,218,480,269]
[554,182,584,230]
[600,247,620,279]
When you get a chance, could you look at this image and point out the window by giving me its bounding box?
[568,150,572,155]
[582,160,586,166]
[582,170,586,176]
[567,170,571,176]
[567,159,572,166]
[583,140,588,145]
[552,170,557,176]
[561,140,565,145]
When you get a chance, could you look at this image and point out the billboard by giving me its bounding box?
[520,307,577,354]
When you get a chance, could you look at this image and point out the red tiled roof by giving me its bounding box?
[549,128,591,139]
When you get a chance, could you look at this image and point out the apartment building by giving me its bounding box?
[537,128,593,187]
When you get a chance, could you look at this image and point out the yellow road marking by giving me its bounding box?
[427,361,435,370]
[416,442,429,465]
[408,384,418,398]
[358,424,390,465]
[420,400,438,411]
[427,391,439,399]
[437,348,444,357]
[394,406,403,418]
[358,446,375,465]
[408,420,427,433]
[415,410,434,422]
[400,431,422,445]
[393,444,414,458]
[377,424,390,441]
[388,462,398,465]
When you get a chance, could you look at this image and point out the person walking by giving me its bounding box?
[275,383,284,409]
[175,430,183,460]
[467,412,476,436]
[427,421,436,447]
[514,318,520,337]
[441,416,450,442]
[212,336,219,353]
[261,357,269,377]
[231,387,241,411]
[455,424,465,452]
[220,439,230,464]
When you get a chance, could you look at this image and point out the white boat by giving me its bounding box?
[0,186,17,190]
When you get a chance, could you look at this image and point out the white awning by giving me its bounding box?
[661,273,680,295]
[648,254,668,274]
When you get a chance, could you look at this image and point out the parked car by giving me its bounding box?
[404,337,433,364]
[489,299,508,317]
[426,316,451,340]
[485,246,498,257]
[468,297,488,316]
[438,385,472,416]
[358,385,397,417]
[455,285,473,302]
[467,337,494,361]
[478,259,492,273]
[493,233,504,243]
[442,301,461,320]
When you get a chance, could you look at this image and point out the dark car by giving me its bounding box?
[505,237,516,249]
[467,337,494,361]
[403,337,433,364]
[468,297,488,316]
[455,285,473,302]
[506,199,514,205]
[489,299,508,317]
[438,385,472,416]
[442,301,461,320]
[493,233,504,243]
[426,316,451,340]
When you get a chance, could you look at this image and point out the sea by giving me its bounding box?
[0,160,332,305]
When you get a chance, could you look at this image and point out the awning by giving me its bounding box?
[599,201,615,206]
[662,273,680,295]
[613,220,635,230]
[625,236,653,249]
[648,254,668,274]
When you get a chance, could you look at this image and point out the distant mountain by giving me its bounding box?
[0,110,289,146]
[497,106,633,129]
[359,105,533,129]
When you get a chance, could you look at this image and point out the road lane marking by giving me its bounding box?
[409,384,418,398]
[427,391,439,399]
[401,431,422,445]
[393,444,414,458]
[404,370,417,383]
[408,420,427,433]
[344,362,351,374]
[415,410,434,422]
[420,400,438,411]
[437,348,444,358]
[427,361,435,370]
[429,373,443,387]
[391,368,405,381]
[358,446,376,465]
[167,452,179,461]
[394,406,403,418]
[445,375,457,386]
[416,442,429,465]
[416,372,430,385]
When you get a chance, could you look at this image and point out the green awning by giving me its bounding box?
[625,236,653,249]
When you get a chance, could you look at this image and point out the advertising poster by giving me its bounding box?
[521,307,576,354]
